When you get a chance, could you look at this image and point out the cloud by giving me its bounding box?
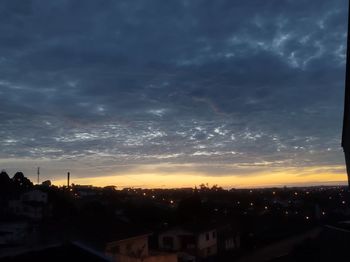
[0,0,347,183]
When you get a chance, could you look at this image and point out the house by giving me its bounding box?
[216,224,240,253]
[105,232,150,260]
[8,190,50,220]
[77,220,177,262]
[158,224,218,260]
[105,233,177,262]
[73,185,98,198]
[0,221,29,246]
[21,190,48,203]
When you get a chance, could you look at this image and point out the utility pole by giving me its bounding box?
[37,167,40,185]
[342,0,350,188]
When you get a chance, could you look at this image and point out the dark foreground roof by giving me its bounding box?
[268,225,350,262]
[73,218,152,250]
[0,243,111,262]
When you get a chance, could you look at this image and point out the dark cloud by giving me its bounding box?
[0,0,347,181]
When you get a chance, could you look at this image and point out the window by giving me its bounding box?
[206,233,209,241]
[163,236,174,248]
[212,231,216,239]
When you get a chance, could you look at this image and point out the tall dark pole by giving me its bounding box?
[67,172,70,189]
[342,0,350,188]
[37,167,40,185]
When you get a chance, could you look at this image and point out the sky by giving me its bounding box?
[0,0,349,188]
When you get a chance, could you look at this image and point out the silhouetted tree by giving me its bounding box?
[211,184,223,191]
[0,170,10,184]
[177,194,207,223]
[12,171,33,190]
[0,170,12,197]
[41,180,51,187]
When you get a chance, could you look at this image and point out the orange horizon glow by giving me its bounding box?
[51,164,348,189]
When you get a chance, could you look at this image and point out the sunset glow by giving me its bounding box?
[52,164,347,188]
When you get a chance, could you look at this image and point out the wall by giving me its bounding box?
[158,229,192,251]
[110,252,177,262]
[197,230,217,249]
[22,190,48,203]
[144,253,177,262]
[197,230,217,257]
[106,235,149,258]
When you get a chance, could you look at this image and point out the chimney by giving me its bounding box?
[67,172,70,189]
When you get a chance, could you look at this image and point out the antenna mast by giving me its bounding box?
[37,167,40,184]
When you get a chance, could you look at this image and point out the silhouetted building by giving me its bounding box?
[73,185,97,197]
[0,221,29,246]
[106,233,177,262]
[158,225,218,260]
[216,224,240,253]
[76,219,177,262]
[9,190,51,220]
